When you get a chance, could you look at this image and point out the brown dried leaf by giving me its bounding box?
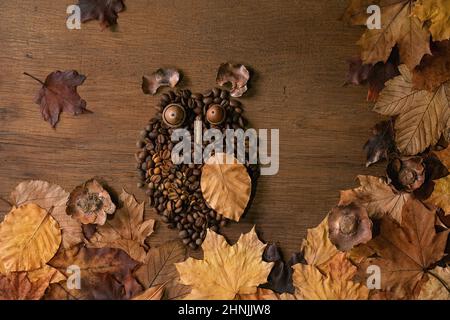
[10,180,83,249]
[142,68,180,95]
[134,241,189,300]
[413,0,450,41]
[425,176,450,215]
[301,217,338,267]
[200,153,251,222]
[363,120,396,167]
[216,63,250,98]
[418,267,450,300]
[132,285,165,300]
[237,288,301,300]
[356,200,449,299]
[175,228,274,300]
[340,175,412,224]
[78,0,125,29]
[0,273,51,300]
[87,190,154,262]
[0,204,61,274]
[26,70,89,128]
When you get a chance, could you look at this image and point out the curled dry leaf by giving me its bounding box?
[216,63,250,98]
[66,179,116,225]
[374,65,450,155]
[87,190,155,263]
[355,200,449,299]
[175,228,274,300]
[10,180,83,249]
[132,284,165,300]
[363,120,396,167]
[0,204,61,274]
[0,273,52,300]
[200,153,251,222]
[78,0,125,29]
[134,241,190,300]
[142,68,180,95]
[25,70,89,128]
[292,253,369,300]
[340,175,412,224]
[418,267,450,300]
[413,0,450,42]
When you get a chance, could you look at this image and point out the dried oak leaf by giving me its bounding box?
[413,0,450,42]
[131,284,165,300]
[87,190,155,263]
[48,245,141,300]
[374,65,450,155]
[0,273,51,300]
[343,0,431,70]
[134,241,190,300]
[216,63,250,98]
[28,70,89,128]
[175,228,274,300]
[355,200,449,299]
[78,0,125,29]
[0,204,61,274]
[340,175,412,224]
[10,180,83,249]
[418,266,450,300]
[292,253,369,300]
[66,179,116,225]
[200,153,251,222]
[142,68,180,95]
[413,40,450,91]
[363,120,396,167]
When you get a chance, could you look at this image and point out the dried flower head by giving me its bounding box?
[387,156,425,192]
[66,179,116,225]
[216,63,250,98]
[328,203,372,252]
[142,68,180,95]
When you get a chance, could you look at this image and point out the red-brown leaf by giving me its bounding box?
[79,0,125,29]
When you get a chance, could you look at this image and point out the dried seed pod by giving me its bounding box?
[142,68,180,95]
[216,63,250,98]
[66,179,116,225]
[387,156,425,192]
[328,203,372,252]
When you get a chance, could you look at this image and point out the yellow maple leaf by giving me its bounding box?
[175,227,273,300]
[301,217,338,267]
[292,253,369,300]
[425,176,450,215]
[414,0,450,41]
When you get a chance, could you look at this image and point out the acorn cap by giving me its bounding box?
[162,103,186,127]
[206,104,226,125]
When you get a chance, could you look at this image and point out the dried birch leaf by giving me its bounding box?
[175,228,274,300]
[142,69,180,95]
[374,65,450,155]
[0,204,61,274]
[216,63,250,98]
[200,153,251,222]
[413,0,450,41]
[10,180,82,249]
[87,190,155,262]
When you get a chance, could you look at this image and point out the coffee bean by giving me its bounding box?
[195,239,203,246]
[203,97,213,105]
[182,238,191,245]
[179,230,188,238]
[212,87,220,97]
[189,242,198,250]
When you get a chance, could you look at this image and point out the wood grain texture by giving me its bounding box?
[0,0,383,258]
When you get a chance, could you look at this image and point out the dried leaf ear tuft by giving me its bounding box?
[216,63,250,98]
[78,0,125,29]
[142,69,181,95]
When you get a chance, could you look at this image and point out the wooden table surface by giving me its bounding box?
[0,0,382,258]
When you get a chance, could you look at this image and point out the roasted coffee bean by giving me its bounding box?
[195,239,203,246]
[203,97,213,105]
[212,87,220,97]
[182,238,191,245]
[179,230,189,238]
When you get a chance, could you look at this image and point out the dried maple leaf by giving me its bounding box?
[0,204,61,274]
[10,180,83,249]
[237,288,300,300]
[78,0,125,29]
[0,273,51,300]
[413,0,450,41]
[374,65,450,155]
[48,245,141,300]
[425,176,450,214]
[343,0,431,70]
[363,120,396,167]
[418,266,450,300]
[200,153,251,222]
[134,241,190,300]
[87,190,154,262]
[175,228,274,300]
[292,253,369,300]
[25,71,89,128]
[340,175,411,224]
[301,217,338,267]
[356,200,449,299]
[413,40,450,91]
[131,284,165,300]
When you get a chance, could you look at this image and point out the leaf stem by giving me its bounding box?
[0,196,12,207]
[428,270,450,294]
[23,72,45,86]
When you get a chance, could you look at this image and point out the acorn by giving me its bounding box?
[206,104,226,125]
[162,103,186,128]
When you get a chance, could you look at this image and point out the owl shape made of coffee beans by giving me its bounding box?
[135,87,258,249]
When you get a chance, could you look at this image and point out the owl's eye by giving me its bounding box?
[162,103,186,128]
[206,104,226,125]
